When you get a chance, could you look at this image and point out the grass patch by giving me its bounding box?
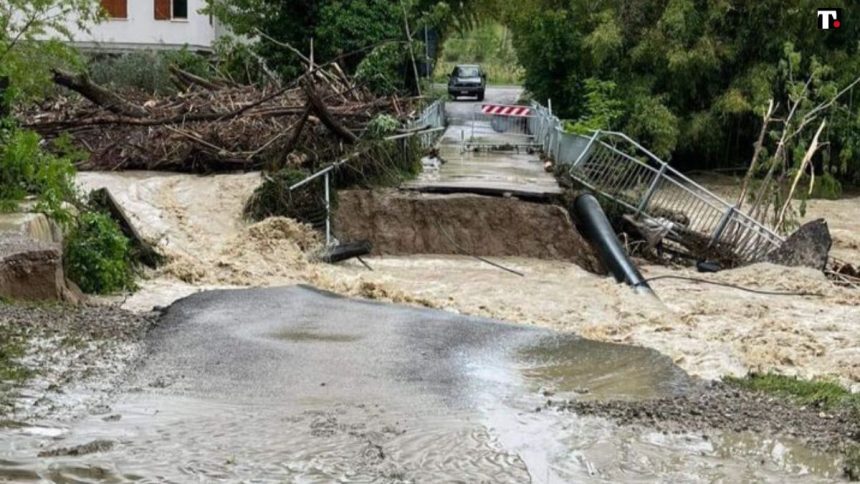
[725,373,860,480]
[0,326,30,383]
[724,373,860,410]
[0,324,32,412]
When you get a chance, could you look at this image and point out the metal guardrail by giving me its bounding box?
[287,101,447,247]
[529,101,785,262]
[464,104,537,151]
[409,99,447,149]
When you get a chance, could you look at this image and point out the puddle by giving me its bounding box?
[518,335,690,400]
[271,330,362,343]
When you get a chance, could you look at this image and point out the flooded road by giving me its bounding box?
[0,286,844,482]
[404,86,561,198]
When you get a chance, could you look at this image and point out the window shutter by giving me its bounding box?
[101,0,127,18]
[154,0,171,20]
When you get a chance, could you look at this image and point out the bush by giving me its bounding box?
[365,114,399,139]
[64,212,135,294]
[88,48,213,95]
[0,125,78,224]
[244,169,328,224]
[564,78,624,135]
[211,36,271,85]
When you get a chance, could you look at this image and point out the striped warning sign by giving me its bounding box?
[481,104,531,117]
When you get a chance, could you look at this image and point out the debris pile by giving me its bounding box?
[22,66,418,172]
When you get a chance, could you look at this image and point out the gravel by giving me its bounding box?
[0,302,158,421]
[550,380,860,453]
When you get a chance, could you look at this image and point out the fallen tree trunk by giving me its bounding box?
[51,69,148,118]
[304,80,358,144]
[169,65,221,91]
[90,188,163,268]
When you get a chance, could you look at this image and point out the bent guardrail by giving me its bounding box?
[529,101,784,262]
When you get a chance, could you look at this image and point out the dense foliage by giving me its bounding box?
[0,125,79,223]
[205,0,399,82]
[205,0,498,93]
[1,0,102,102]
[64,212,135,294]
[504,0,860,181]
[88,48,214,95]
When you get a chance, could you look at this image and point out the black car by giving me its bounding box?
[447,64,486,101]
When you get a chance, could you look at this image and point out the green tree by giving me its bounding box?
[505,0,860,174]
[1,0,102,102]
[1,0,101,222]
[205,0,498,85]
[64,212,135,294]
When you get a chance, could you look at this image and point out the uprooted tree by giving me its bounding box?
[24,58,423,173]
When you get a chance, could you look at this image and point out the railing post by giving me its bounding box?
[709,206,735,246]
[636,163,667,216]
[572,130,600,168]
[324,171,331,246]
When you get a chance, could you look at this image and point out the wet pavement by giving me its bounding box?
[405,86,562,198]
[0,286,847,482]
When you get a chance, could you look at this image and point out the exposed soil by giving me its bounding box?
[333,189,603,273]
[549,380,860,455]
[0,235,78,303]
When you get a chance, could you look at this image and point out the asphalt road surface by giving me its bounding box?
[6,285,695,482]
[405,85,562,199]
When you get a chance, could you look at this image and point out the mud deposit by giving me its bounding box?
[0,286,847,482]
[0,303,156,421]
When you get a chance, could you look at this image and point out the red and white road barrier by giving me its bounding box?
[480,104,532,117]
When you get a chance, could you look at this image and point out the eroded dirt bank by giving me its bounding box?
[333,189,602,271]
[76,171,860,389]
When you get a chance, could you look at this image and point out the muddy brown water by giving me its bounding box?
[0,286,845,482]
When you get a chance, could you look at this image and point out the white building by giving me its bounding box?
[68,0,223,52]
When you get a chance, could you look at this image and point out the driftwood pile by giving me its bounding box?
[22,65,416,172]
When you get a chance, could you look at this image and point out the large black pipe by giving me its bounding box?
[573,194,655,297]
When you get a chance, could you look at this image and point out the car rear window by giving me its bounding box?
[456,67,480,77]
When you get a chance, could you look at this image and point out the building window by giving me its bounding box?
[101,0,127,18]
[173,0,188,19]
[155,0,187,20]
